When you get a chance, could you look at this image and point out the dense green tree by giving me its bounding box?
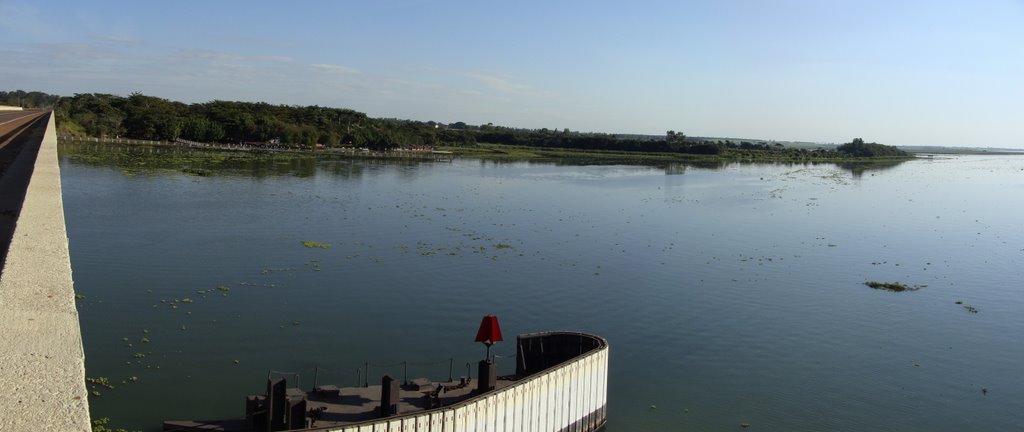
[0,90,61,108]
[837,138,907,157]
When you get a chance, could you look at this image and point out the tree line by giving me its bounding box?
[55,92,465,150]
[11,89,908,158]
[0,90,61,109]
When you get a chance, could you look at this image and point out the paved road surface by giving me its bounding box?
[0,110,47,136]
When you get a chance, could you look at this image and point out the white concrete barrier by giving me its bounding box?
[0,113,90,431]
[0,105,24,111]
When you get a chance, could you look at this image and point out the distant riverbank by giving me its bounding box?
[439,142,918,165]
[61,135,917,165]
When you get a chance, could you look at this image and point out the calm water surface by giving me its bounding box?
[59,144,1024,431]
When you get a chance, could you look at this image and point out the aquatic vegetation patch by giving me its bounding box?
[864,281,924,292]
[87,376,115,389]
[90,417,131,432]
[302,240,332,248]
[181,167,212,176]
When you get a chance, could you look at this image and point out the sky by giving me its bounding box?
[1,0,1022,148]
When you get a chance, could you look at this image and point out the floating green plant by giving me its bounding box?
[86,376,115,389]
[90,417,130,432]
[864,281,922,292]
[217,285,231,292]
[495,243,515,249]
[181,167,211,177]
[302,240,331,248]
[132,353,146,359]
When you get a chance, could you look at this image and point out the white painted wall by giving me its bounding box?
[321,343,608,432]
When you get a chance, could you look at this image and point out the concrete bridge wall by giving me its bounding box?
[0,113,91,431]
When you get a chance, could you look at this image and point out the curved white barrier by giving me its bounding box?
[319,332,608,432]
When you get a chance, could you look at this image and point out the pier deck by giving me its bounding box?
[164,377,515,431]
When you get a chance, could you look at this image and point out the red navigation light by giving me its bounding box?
[474,315,503,346]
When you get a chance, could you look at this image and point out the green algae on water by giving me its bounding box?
[302,240,331,248]
[864,281,922,292]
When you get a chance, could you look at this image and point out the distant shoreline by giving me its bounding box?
[439,142,919,164]
[64,135,1023,167]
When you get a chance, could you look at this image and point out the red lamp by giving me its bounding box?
[474,315,503,360]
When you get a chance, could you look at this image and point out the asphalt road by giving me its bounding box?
[0,111,49,153]
[0,110,47,136]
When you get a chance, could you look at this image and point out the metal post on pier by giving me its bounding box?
[364,362,369,387]
[448,358,453,382]
[403,361,408,386]
[313,366,319,390]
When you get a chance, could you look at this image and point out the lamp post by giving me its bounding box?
[473,315,503,393]
[474,315,503,361]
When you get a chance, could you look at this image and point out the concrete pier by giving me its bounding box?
[0,112,91,431]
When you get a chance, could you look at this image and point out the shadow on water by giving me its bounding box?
[664,158,909,176]
[58,141,429,180]
[834,159,910,177]
[58,141,318,178]
[476,157,910,177]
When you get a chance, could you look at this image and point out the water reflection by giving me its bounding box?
[60,140,911,182]
[59,146,1023,432]
[835,159,909,177]
[58,141,432,179]
[663,158,909,176]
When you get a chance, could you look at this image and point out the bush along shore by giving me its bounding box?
[41,91,913,164]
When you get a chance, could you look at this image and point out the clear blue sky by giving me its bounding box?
[2,0,1022,147]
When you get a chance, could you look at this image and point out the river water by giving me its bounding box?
[59,143,1024,431]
